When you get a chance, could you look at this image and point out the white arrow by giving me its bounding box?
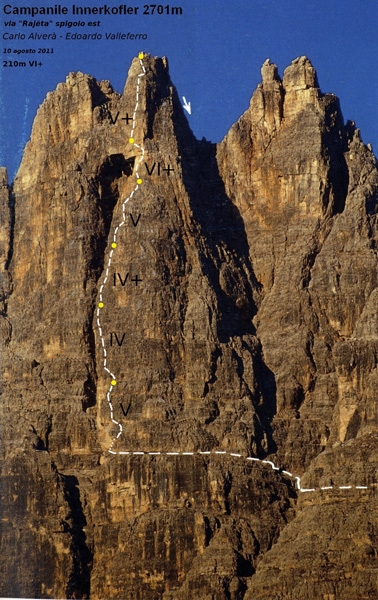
[182,96,191,115]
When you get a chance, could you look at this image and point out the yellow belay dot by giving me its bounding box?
[97,50,146,453]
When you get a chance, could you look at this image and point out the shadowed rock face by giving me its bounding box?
[1,54,378,599]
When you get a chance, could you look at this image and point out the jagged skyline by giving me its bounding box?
[1,0,377,180]
[1,50,378,598]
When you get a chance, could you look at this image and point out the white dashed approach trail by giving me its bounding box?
[95,53,371,497]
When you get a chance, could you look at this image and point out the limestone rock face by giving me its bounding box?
[218,56,378,471]
[1,55,378,599]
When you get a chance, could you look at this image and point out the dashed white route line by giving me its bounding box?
[96,52,146,452]
[106,448,370,494]
[96,53,372,498]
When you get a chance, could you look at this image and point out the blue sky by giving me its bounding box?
[1,0,377,179]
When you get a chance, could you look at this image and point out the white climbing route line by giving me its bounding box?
[95,52,371,497]
[96,52,146,452]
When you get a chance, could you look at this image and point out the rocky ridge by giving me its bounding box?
[1,53,378,599]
